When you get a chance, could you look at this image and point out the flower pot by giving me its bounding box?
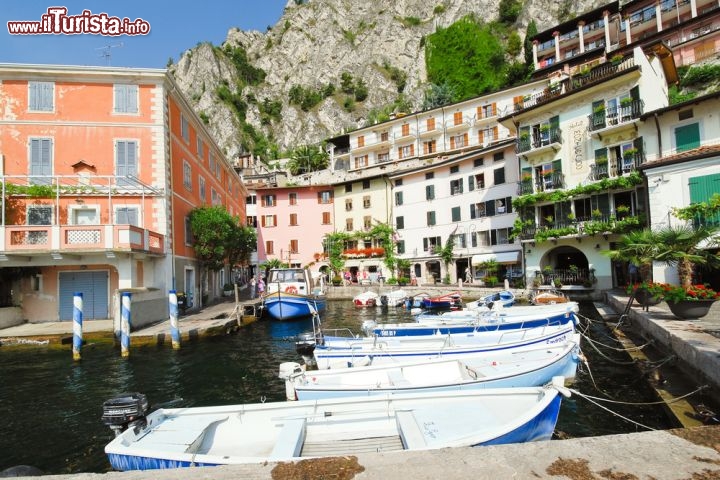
[633,288,662,307]
[667,299,716,320]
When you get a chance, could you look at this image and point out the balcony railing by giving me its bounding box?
[2,224,165,255]
[517,127,562,154]
[589,152,646,181]
[588,99,644,132]
[536,172,565,192]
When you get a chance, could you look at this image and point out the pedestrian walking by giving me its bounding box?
[250,276,256,299]
[257,277,265,297]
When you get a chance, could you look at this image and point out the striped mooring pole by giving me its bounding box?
[169,290,181,350]
[72,292,83,361]
[120,292,132,358]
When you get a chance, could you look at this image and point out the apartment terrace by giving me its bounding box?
[0,175,165,260]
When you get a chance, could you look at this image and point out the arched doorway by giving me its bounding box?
[541,246,590,286]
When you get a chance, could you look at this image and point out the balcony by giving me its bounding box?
[2,224,165,257]
[537,172,565,192]
[589,152,646,181]
[517,180,534,195]
[517,127,562,157]
[588,99,644,137]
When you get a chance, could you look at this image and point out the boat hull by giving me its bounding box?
[104,381,567,470]
[263,292,326,320]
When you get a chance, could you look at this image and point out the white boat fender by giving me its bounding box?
[550,376,572,398]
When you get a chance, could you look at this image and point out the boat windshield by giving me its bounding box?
[268,269,305,283]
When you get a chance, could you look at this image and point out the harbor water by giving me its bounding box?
[0,301,673,475]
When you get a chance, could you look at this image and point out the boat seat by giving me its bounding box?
[269,418,306,459]
[386,370,411,387]
[396,410,426,449]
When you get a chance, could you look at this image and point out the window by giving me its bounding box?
[181,114,190,142]
[185,216,193,245]
[399,144,414,159]
[115,207,139,226]
[345,199,353,211]
[397,240,405,254]
[289,192,298,205]
[345,218,354,231]
[28,205,52,225]
[477,230,490,246]
[395,191,403,205]
[114,84,138,114]
[345,184,353,193]
[423,236,442,252]
[426,118,436,131]
[265,241,274,254]
[115,140,138,186]
[425,172,434,180]
[322,211,331,224]
[377,152,390,163]
[362,180,370,189]
[289,213,298,226]
[395,179,403,187]
[451,206,461,222]
[478,103,496,119]
[423,140,437,154]
[209,153,215,178]
[493,152,504,162]
[425,185,435,200]
[29,138,52,184]
[450,134,467,148]
[246,194,256,205]
[401,123,410,136]
[318,190,333,204]
[473,158,484,167]
[453,233,467,248]
[493,167,505,185]
[183,160,192,190]
[450,179,463,195]
[247,216,257,228]
[479,127,498,145]
[675,123,700,152]
[354,155,368,168]
[262,194,276,207]
[357,135,365,148]
[363,195,371,208]
[453,111,463,125]
[196,137,204,158]
[199,176,206,202]
[261,215,277,227]
[290,239,299,254]
[211,188,221,205]
[363,216,372,229]
[491,228,512,245]
[29,81,53,112]
[450,165,459,174]
[396,216,404,229]
[426,211,436,226]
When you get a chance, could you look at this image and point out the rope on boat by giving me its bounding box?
[580,332,638,366]
[581,331,654,353]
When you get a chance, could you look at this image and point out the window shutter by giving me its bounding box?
[630,86,640,101]
[591,100,605,129]
[506,198,513,214]
[493,126,498,140]
[317,192,322,204]
[633,136,644,156]
[485,200,496,216]
[470,204,476,219]
[450,136,455,149]
[549,115,560,129]
[423,238,428,251]
[676,124,700,152]
[468,175,475,191]
[492,103,497,116]
[552,159,562,173]
[397,147,403,158]
[29,82,39,110]
[491,230,497,245]
[261,216,266,227]
[478,130,484,144]
[463,133,468,146]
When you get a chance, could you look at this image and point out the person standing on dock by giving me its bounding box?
[257,277,265,297]
[250,276,257,299]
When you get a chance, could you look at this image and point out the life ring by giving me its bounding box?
[285,286,298,294]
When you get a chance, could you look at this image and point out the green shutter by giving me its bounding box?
[675,123,700,152]
[552,159,562,173]
[549,115,559,129]
[591,100,606,129]
[689,173,720,226]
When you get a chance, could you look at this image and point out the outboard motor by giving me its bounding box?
[101,392,149,437]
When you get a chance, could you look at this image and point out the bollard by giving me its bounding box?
[72,292,83,361]
[169,290,181,350]
[120,292,132,358]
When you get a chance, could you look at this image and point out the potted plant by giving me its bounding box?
[223,283,234,297]
[610,54,624,65]
[626,281,667,307]
[553,278,563,289]
[331,275,342,286]
[663,284,719,319]
[591,209,603,220]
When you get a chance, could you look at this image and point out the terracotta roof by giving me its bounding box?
[639,144,720,170]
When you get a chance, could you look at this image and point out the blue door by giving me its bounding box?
[58,271,109,320]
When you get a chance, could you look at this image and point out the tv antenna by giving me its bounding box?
[96,42,124,65]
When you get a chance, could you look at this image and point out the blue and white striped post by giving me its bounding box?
[72,292,83,361]
[120,292,132,358]
[169,290,181,350]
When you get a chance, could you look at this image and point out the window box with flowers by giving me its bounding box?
[627,281,667,307]
[664,284,719,319]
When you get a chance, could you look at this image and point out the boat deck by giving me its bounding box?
[301,435,404,456]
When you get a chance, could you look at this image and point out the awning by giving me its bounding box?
[471,251,520,265]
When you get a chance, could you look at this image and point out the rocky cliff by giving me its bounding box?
[170,0,602,161]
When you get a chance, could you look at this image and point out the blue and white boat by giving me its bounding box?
[466,290,516,309]
[102,378,570,470]
[280,335,581,400]
[367,304,578,337]
[261,268,326,320]
[313,323,576,369]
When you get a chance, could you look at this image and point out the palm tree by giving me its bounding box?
[287,144,329,175]
[653,224,720,288]
[437,227,458,284]
[603,229,659,282]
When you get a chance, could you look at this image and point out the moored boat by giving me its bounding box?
[279,335,581,400]
[353,290,379,307]
[262,268,326,320]
[465,290,516,309]
[421,291,463,310]
[102,378,570,470]
[379,289,408,307]
[530,289,569,305]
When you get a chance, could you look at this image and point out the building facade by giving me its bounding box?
[0,64,245,323]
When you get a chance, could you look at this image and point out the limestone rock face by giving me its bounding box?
[170,0,601,159]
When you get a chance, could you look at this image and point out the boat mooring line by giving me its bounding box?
[580,332,639,366]
[581,332,654,353]
[569,388,657,431]
[570,385,708,407]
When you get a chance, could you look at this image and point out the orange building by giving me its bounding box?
[0,64,246,325]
